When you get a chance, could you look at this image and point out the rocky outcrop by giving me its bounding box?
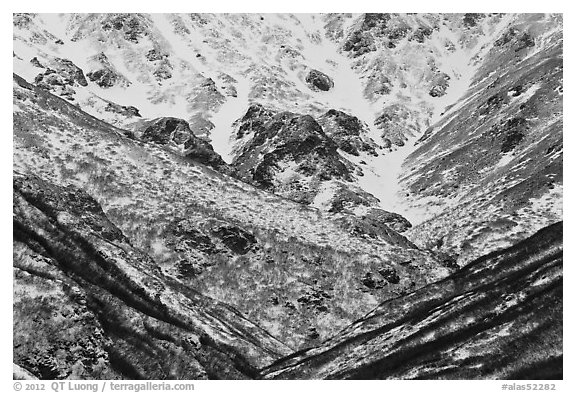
[13,173,292,379]
[211,223,257,255]
[34,70,77,99]
[375,104,422,147]
[364,208,412,233]
[101,13,148,43]
[86,69,124,88]
[233,107,355,192]
[104,102,141,118]
[305,69,334,92]
[137,117,228,171]
[164,218,258,278]
[335,214,415,249]
[32,57,87,100]
[429,72,451,97]
[86,52,130,88]
[262,222,563,379]
[318,109,379,156]
[235,103,275,140]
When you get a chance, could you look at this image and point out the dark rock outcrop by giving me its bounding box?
[233,107,354,191]
[140,117,193,145]
[211,224,257,255]
[429,72,451,97]
[335,214,415,249]
[145,48,167,61]
[104,102,141,118]
[137,117,228,171]
[262,222,563,379]
[375,104,421,147]
[462,13,484,28]
[364,208,412,233]
[318,109,378,156]
[86,52,129,88]
[343,14,391,56]
[86,68,123,88]
[32,57,87,100]
[236,104,275,140]
[305,69,334,92]
[101,14,147,43]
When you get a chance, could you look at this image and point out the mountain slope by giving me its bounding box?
[13,73,450,350]
[13,14,563,257]
[262,222,562,380]
[400,13,563,264]
[14,172,291,379]
[12,12,563,380]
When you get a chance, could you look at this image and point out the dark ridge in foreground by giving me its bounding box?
[13,173,291,380]
[262,222,563,379]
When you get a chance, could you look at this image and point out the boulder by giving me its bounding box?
[305,69,334,92]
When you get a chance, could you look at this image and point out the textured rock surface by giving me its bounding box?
[317,109,379,157]
[305,69,334,91]
[136,117,229,171]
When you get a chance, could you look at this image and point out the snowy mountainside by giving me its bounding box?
[399,13,563,264]
[12,13,563,380]
[13,14,522,209]
[13,73,451,351]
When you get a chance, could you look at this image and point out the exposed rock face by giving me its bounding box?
[335,214,415,249]
[86,68,123,88]
[305,69,334,91]
[137,117,228,171]
[364,208,412,233]
[262,222,563,380]
[235,104,275,140]
[100,13,148,43]
[104,102,141,118]
[429,72,451,97]
[327,184,380,213]
[318,109,379,157]
[233,106,355,194]
[211,223,257,255]
[374,104,421,147]
[13,173,292,379]
[32,57,87,100]
[86,52,130,88]
[140,117,194,145]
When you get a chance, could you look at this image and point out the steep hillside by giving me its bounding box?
[13,12,563,380]
[13,15,562,249]
[400,14,563,263]
[13,73,449,350]
[14,172,291,379]
[262,222,562,380]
